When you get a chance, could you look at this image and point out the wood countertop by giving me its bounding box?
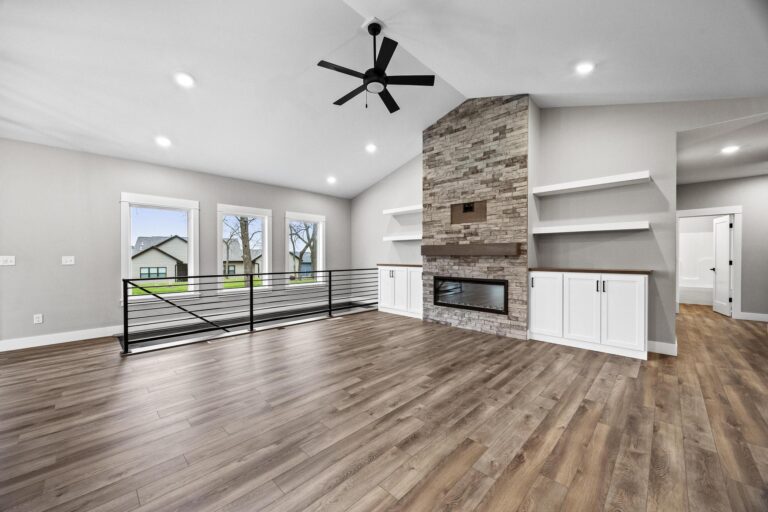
[529,267,652,275]
[377,263,423,268]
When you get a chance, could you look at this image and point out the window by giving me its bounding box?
[140,267,167,279]
[217,204,271,291]
[121,193,199,297]
[286,211,325,284]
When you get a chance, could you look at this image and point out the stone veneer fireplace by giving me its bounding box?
[422,95,529,338]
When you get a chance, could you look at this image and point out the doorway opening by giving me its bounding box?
[676,212,739,317]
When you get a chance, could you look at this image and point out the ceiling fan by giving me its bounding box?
[317,22,435,113]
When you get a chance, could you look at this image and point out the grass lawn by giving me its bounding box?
[222,276,264,289]
[131,281,189,296]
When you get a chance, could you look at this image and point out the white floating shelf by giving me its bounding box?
[532,170,651,197]
[532,221,650,235]
[383,233,423,241]
[382,204,423,215]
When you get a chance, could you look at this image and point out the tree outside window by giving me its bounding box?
[221,215,264,289]
[287,220,319,283]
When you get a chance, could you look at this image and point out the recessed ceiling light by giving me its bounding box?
[721,145,740,155]
[173,72,196,89]
[575,61,595,76]
[154,135,172,148]
[365,143,377,154]
[326,176,337,184]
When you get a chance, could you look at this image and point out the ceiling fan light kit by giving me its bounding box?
[317,21,435,113]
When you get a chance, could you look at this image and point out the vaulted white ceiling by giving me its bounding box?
[1,0,767,197]
[678,113,768,184]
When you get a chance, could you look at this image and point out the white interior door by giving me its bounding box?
[712,216,732,316]
[563,273,601,344]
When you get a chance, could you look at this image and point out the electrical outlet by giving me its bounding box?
[0,255,15,266]
[61,256,75,265]
[33,313,44,324]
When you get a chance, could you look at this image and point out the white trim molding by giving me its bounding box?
[648,339,678,356]
[285,211,326,278]
[675,206,743,319]
[733,311,768,322]
[0,325,121,352]
[120,192,200,299]
[216,204,272,287]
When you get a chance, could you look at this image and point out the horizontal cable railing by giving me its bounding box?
[120,268,378,354]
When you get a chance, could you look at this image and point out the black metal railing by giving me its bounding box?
[119,268,378,354]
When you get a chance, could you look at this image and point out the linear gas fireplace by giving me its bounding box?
[433,276,508,315]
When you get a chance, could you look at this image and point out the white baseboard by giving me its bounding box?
[648,339,678,356]
[378,306,423,319]
[0,325,121,352]
[734,311,768,322]
[528,331,647,361]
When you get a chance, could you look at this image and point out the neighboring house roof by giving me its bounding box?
[133,245,184,263]
[222,239,262,262]
[131,235,188,258]
[289,251,312,264]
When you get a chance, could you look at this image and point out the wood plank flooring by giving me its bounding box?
[1,304,767,511]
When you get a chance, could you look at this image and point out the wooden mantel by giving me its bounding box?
[421,242,521,257]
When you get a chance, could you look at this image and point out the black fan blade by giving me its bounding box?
[379,88,400,113]
[317,60,364,79]
[375,37,398,71]
[387,75,435,86]
[334,84,366,105]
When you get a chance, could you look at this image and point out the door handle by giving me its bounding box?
[602,281,606,293]
[531,277,534,288]
[709,267,716,272]
[596,280,599,292]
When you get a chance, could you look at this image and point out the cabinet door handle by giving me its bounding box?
[596,280,599,292]
[531,277,534,288]
[602,280,606,293]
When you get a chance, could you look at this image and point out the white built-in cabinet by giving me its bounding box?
[529,271,648,359]
[378,266,423,319]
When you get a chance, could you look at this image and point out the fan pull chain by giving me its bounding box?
[365,91,368,109]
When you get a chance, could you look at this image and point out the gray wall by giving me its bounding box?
[530,96,768,345]
[0,139,351,342]
[350,156,422,267]
[678,175,768,314]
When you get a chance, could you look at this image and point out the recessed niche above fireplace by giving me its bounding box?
[433,276,508,315]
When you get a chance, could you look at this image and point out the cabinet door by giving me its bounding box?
[393,268,408,311]
[563,273,601,344]
[407,268,423,315]
[529,272,563,338]
[600,274,646,351]
[379,268,394,309]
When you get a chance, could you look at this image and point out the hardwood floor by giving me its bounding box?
[1,305,767,511]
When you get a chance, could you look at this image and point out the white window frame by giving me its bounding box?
[217,204,272,294]
[285,211,326,286]
[120,192,199,301]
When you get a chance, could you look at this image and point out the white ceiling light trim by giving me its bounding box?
[575,61,595,76]
[326,176,337,184]
[173,72,196,89]
[365,143,377,153]
[154,135,172,148]
[720,145,740,155]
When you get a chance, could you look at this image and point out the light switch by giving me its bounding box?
[61,256,75,265]
[0,256,15,266]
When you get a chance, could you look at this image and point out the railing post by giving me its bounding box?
[249,273,254,331]
[328,270,333,317]
[122,279,129,355]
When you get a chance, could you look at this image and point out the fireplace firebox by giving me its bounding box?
[433,276,508,315]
